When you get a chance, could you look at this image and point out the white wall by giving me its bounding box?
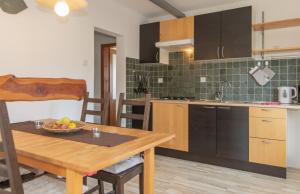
[148,0,300,58]
[0,0,145,122]
[94,32,116,98]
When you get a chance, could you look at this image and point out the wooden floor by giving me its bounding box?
[22,156,300,194]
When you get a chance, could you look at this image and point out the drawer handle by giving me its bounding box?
[262,140,271,144]
[203,106,216,109]
[262,120,272,123]
[218,107,231,110]
[261,109,271,111]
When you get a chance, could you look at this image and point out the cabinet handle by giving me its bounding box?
[156,51,159,62]
[217,47,220,59]
[262,120,272,123]
[261,109,270,111]
[222,46,225,58]
[203,106,216,109]
[218,107,231,110]
[262,140,271,144]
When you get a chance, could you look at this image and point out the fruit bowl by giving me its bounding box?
[42,118,86,134]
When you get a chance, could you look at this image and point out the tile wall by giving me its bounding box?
[126,54,300,102]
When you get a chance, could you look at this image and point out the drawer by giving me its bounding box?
[249,138,286,167]
[250,107,286,119]
[249,117,286,140]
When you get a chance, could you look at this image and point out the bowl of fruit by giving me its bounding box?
[42,117,85,134]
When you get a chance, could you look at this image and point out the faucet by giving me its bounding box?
[216,80,232,102]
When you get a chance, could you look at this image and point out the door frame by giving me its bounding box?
[101,43,116,125]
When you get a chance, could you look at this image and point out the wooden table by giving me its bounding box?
[4,123,174,194]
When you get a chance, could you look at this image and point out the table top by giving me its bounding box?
[11,123,174,174]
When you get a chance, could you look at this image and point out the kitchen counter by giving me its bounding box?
[150,99,300,110]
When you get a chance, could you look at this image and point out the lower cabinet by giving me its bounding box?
[249,138,286,167]
[189,105,216,156]
[189,105,249,161]
[249,107,287,168]
[217,106,249,161]
[152,102,189,152]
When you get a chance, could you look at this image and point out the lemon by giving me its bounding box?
[60,117,71,125]
[68,122,77,129]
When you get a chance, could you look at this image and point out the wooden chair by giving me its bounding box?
[88,93,151,194]
[0,101,24,194]
[81,92,110,125]
[0,75,87,194]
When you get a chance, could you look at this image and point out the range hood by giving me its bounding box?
[155,38,194,64]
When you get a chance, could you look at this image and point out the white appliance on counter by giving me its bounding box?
[278,87,298,104]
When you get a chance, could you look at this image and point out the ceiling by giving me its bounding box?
[112,0,244,18]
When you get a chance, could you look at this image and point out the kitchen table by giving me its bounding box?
[1,123,174,194]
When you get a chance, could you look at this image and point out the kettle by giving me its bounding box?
[278,87,297,104]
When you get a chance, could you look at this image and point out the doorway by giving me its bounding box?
[101,43,117,125]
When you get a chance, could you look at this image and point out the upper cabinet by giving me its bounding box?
[160,16,194,41]
[140,22,160,63]
[194,12,221,60]
[194,6,252,60]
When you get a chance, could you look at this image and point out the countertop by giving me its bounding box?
[137,98,300,110]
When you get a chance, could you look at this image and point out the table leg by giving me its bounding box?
[66,169,83,194]
[144,148,155,194]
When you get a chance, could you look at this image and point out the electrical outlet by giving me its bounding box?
[158,78,163,83]
[200,77,207,83]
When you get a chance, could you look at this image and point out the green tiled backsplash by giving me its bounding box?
[126,53,300,102]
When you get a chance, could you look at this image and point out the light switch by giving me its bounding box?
[158,78,164,83]
[200,77,207,83]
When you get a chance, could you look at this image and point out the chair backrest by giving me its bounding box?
[0,75,87,194]
[80,92,110,125]
[0,101,24,194]
[116,93,151,130]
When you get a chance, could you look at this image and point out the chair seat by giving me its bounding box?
[103,156,144,174]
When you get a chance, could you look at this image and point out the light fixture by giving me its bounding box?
[184,48,194,53]
[54,1,70,17]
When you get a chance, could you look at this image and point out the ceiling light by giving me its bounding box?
[54,1,70,17]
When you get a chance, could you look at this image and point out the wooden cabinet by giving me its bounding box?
[194,6,252,60]
[139,22,160,63]
[152,102,188,152]
[194,12,221,60]
[160,17,194,41]
[249,107,287,119]
[189,105,217,156]
[249,107,287,167]
[217,107,249,161]
[221,7,252,58]
[189,105,249,161]
[249,138,286,167]
[250,117,286,140]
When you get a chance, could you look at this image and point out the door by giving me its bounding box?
[194,12,221,60]
[217,106,249,161]
[189,105,217,156]
[101,44,116,125]
[140,22,160,63]
[152,103,188,152]
[221,6,252,58]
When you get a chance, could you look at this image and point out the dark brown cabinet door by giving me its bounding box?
[194,12,221,60]
[139,22,160,63]
[189,105,217,156]
[221,6,252,58]
[217,107,249,161]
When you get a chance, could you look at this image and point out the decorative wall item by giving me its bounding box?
[249,61,275,86]
[0,0,27,14]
